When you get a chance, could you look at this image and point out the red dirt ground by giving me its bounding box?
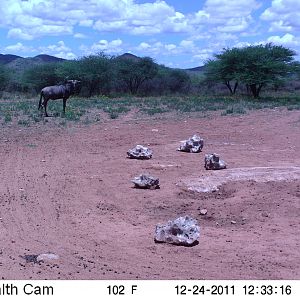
[0,109,299,280]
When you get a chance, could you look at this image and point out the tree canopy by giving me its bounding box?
[204,43,297,98]
[114,56,158,94]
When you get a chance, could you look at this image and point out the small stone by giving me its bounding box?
[199,209,208,215]
[205,153,227,170]
[178,134,204,153]
[127,145,152,159]
[262,212,269,217]
[132,174,160,189]
[154,216,200,246]
[151,129,159,132]
[36,253,59,262]
[231,220,237,224]
[41,159,46,162]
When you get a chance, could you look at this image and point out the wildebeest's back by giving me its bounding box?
[41,85,70,100]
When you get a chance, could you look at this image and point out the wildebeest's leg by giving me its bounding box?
[38,92,43,110]
[63,98,67,115]
[44,99,49,117]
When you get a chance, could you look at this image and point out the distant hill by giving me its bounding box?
[33,54,65,63]
[116,53,141,61]
[1,52,205,76]
[0,54,66,80]
[185,66,206,72]
[0,54,23,64]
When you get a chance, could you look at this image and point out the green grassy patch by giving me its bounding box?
[0,94,299,127]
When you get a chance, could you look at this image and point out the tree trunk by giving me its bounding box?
[233,81,238,94]
[225,81,233,94]
[249,84,259,98]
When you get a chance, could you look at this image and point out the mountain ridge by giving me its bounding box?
[0,52,204,73]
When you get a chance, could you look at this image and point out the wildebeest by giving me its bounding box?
[38,80,81,117]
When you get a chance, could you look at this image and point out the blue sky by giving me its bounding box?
[0,0,300,68]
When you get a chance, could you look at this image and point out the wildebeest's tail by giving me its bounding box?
[38,91,43,110]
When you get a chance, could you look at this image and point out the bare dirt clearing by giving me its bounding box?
[0,109,299,279]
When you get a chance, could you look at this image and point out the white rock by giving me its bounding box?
[36,253,59,262]
[154,216,200,246]
[205,153,227,170]
[199,209,208,215]
[127,145,152,159]
[132,174,160,189]
[178,134,204,153]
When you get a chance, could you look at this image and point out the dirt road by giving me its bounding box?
[0,109,299,279]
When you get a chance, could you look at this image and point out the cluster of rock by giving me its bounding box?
[126,134,227,247]
[177,134,227,170]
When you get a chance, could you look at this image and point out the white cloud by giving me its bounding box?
[202,0,260,32]
[79,20,93,27]
[266,33,300,47]
[0,0,262,43]
[81,39,123,55]
[39,41,76,59]
[4,42,33,53]
[137,42,151,50]
[261,0,300,32]
[0,0,191,39]
[7,25,73,40]
[74,33,88,39]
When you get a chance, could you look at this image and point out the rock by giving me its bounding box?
[132,174,160,189]
[231,220,237,224]
[21,254,39,263]
[205,153,227,170]
[36,253,59,262]
[154,216,200,246]
[127,145,152,159]
[199,209,208,215]
[262,212,269,217]
[178,134,204,153]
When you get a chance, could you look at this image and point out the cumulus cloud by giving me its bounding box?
[80,39,123,55]
[261,0,300,32]
[0,0,263,46]
[266,33,300,47]
[4,42,34,53]
[39,41,76,59]
[7,25,73,40]
[0,0,192,39]
[202,0,260,32]
[74,33,88,39]
[135,39,209,59]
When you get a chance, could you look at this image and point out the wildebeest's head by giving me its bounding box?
[65,79,81,93]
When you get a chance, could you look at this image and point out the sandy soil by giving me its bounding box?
[0,109,299,280]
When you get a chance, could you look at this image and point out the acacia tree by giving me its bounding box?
[205,47,241,95]
[237,43,296,98]
[115,57,158,94]
[56,53,114,97]
[22,63,61,92]
[205,43,297,98]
